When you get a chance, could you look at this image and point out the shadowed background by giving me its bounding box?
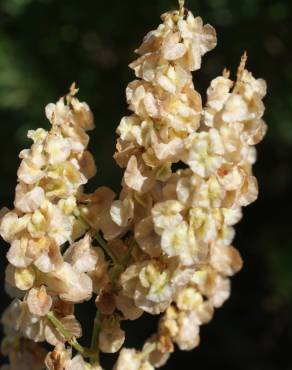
[0,0,291,368]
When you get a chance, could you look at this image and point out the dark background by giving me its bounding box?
[0,0,292,369]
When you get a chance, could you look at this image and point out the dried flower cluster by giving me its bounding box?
[0,1,267,369]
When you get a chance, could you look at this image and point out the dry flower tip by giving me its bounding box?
[222,68,230,78]
[67,82,79,103]
[178,0,185,15]
[237,51,248,81]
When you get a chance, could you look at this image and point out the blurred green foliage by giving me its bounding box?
[0,0,291,368]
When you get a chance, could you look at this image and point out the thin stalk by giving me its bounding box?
[179,0,185,15]
[93,232,119,265]
[73,208,90,230]
[47,311,90,357]
[73,207,119,264]
[90,310,102,365]
[121,240,136,266]
[110,264,124,286]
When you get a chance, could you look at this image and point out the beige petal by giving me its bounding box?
[27,285,53,316]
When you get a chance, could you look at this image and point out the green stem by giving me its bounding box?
[47,311,90,357]
[90,310,102,365]
[73,208,90,230]
[179,0,185,15]
[93,232,119,264]
[109,240,136,287]
[110,264,124,286]
[121,240,136,267]
[73,207,119,265]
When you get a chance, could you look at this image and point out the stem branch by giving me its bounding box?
[90,310,102,365]
[47,311,90,357]
[73,207,119,264]
[179,0,185,15]
[93,232,119,265]
[121,239,136,266]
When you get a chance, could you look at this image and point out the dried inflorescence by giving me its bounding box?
[0,1,267,370]
[0,85,110,369]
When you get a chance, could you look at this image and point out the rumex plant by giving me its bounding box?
[0,1,267,369]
